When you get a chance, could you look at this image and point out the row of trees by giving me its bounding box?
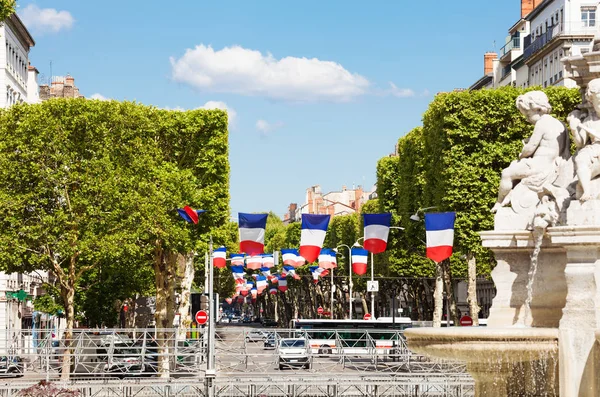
[236,86,582,327]
[0,99,233,377]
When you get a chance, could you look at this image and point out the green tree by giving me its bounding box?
[0,0,16,23]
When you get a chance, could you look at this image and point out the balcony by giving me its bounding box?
[499,37,521,58]
[523,21,598,61]
[501,64,512,80]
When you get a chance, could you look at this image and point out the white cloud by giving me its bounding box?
[89,93,109,101]
[256,119,283,135]
[19,4,74,34]
[170,45,370,102]
[161,106,185,111]
[199,101,237,127]
[388,82,415,98]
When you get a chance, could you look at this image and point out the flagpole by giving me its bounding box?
[370,252,375,318]
[206,235,215,396]
[349,248,353,320]
[330,268,334,320]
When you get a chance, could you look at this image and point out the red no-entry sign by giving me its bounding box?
[364,313,372,320]
[460,315,473,326]
[195,310,208,325]
[317,306,324,315]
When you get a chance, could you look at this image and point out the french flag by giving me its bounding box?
[310,266,329,284]
[225,297,233,305]
[213,247,227,268]
[230,266,245,283]
[282,249,298,266]
[425,212,456,263]
[230,254,245,267]
[262,254,275,268]
[239,213,268,255]
[256,275,268,292]
[270,287,278,295]
[351,247,368,275]
[278,276,288,292]
[251,288,258,298]
[283,265,300,280]
[363,213,392,254]
[246,255,262,270]
[176,206,206,224]
[300,214,330,263]
[270,274,279,283]
[318,248,336,269]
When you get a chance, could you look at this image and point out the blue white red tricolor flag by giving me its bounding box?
[351,247,368,275]
[310,266,329,284]
[300,214,330,263]
[282,249,302,268]
[318,248,336,269]
[278,276,288,292]
[238,213,268,255]
[246,255,262,270]
[425,212,456,263]
[213,247,227,268]
[283,265,300,280]
[269,287,278,295]
[177,206,206,224]
[230,266,245,283]
[363,213,392,254]
[261,254,275,268]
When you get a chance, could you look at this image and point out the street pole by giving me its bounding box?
[370,252,375,317]
[330,268,334,320]
[206,236,215,397]
[348,248,353,320]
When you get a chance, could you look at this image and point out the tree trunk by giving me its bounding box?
[433,261,444,328]
[59,280,75,380]
[442,260,459,326]
[360,292,369,317]
[177,253,195,341]
[466,252,480,326]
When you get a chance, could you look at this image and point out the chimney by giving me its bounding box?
[521,0,534,18]
[65,74,74,87]
[484,52,498,75]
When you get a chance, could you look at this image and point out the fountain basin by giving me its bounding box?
[405,327,558,364]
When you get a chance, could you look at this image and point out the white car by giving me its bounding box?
[245,330,266,342]
[278,338,310,370]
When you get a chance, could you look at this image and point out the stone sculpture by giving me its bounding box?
[568,78,600,201]
[491,91,571,217]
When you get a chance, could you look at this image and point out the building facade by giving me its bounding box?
[39,75,85,100]
[471,0,599,90]
[283,184,376,223]
[0,13,37,108]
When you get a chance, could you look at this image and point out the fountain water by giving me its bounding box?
[405,41,600,396]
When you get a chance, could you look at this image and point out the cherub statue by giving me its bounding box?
[568,78,600,201]
[492,91,570,213]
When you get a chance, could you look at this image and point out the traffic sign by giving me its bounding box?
[364,313,372,320]
[460,315,473,326]
[317,306,324,315]
[195,310,208,325]
[367,281,379,292]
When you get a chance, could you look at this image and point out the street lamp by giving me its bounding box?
[333,237,364,320]
[409,207,438,222]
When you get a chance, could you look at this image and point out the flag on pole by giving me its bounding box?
[261,254,275,268]
[251,288,258,298]
[256,275,268,293]
[176,206,206,224]
[318,248,336,269]
[300,214,330,263]
[269,287,278,295]
[363,213,392,254]
[270,274,279,283]
[351,247,368,275]
[282,249,299,266]
[230,265,245,283]
[278,276,288,292]
[261,267,271,279]
[310,266,329,284]
[283,265,300,280]
[238,213,268,255]
[246,255,262,270]
[213,247,227,268]
[230,254,245,267]
[425,212,456,263]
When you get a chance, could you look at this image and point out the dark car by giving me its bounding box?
[262,318,278,327]
[0,356,24,377]
[263,332,277,349]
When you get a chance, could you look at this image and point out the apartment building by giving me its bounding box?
[471,0,599,90]
[0,13,38,107]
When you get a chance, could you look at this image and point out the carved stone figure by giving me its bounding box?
[568,78,600,201]
[492,91,570,214]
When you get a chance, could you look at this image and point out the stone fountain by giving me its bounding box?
[405,39,600,397]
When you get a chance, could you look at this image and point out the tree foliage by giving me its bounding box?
[0,0,16,23]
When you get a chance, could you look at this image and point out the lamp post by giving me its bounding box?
[368,226,404,318]
[409,207,438,222]
[334,237,365,320]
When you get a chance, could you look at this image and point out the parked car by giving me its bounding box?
[104,345,157,378]
[261,318,278,327]
[0,356,24,377]
[278,338,310,370]
[245,330,267,342]
[263,332,277,349]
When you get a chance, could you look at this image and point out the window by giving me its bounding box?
[582,7,596,27]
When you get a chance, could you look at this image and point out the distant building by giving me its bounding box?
[285,184,376,222]
[39,75,85,101]
[471,0,598,90]
[0,13,38,107]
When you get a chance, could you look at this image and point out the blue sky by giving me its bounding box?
[19,1,516,217]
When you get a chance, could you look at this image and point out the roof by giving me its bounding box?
[6,13,35,48]
[469,73,494,90]
[525,0,555,22]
